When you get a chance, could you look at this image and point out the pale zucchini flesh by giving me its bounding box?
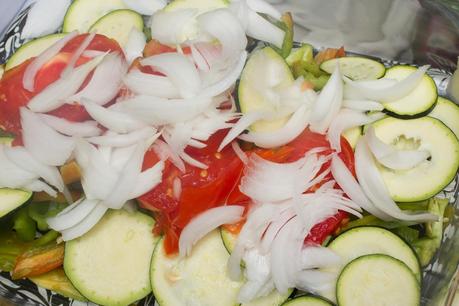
[164,0,229,13]
[0,188,32,218]
[382,66,437,117]
[64,209,158,306]
[89,9,144,47]
[372,116,459,202]
[336,254,420,306]
[429,96,459,138]
[5,33,66,70]
[320,56,385,81]
[63,0,127,33]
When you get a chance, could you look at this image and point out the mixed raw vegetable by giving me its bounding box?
[0,0,458,305]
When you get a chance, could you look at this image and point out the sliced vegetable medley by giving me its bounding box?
[0,0,458,306]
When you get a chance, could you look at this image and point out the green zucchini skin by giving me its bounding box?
[281,295,333,306]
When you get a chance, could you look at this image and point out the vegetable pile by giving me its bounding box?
[0,0,458,305]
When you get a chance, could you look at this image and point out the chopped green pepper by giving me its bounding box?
[13,207,37,242]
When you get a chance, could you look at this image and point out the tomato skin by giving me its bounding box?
[0,34,122,137]
[305,210,348,245]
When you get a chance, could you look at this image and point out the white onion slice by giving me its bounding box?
[200,51,248,98]
[23,31,78,92]
[21,108,75,166]
[123,0,166,15]
[129,161,164,198]
[123,69,180,98]
[343,66,429,102]
[61,203,107,241]
[153,139,186,172]
[4,146,64,192]
[83,100,146,134]
[87,127,158,148]
[246,10,285,49]
[238,249,273,303]
[62,32,96,78]
[194,42,223,69]
[150,9,198,45]
[173,177,182,200]
[343,79,397,100]
[0,145,38,189]
[38,114,101,137]
[198,9,247,59]
[190,44,209,71]
[27,55,105,113]
[124,27,147,64]
[239,105,309,149]
[219,111,266,151]
[331,154,391,220]
[179,205,245,257]
[327,109,384,152]
[247,0,282,19]
[295,270,337,294]
[309,64,343,134]
[365,127,430,170]
[24,180,57,197]
[47,198,98,231]
[342,99,384,112]
[231,141,248,165]
[69,53,127,106]
[21,0,71,40]
[141,52,201,98]
[115,95,213,125]
[355,138,437,221]
[300,247,341,269]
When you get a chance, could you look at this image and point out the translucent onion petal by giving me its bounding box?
[123,69,180,98]
[124,28,147,64]
[24,180,57,198]
[150,9,198,45]
[86,127,157,148]
[179,205,245,257]
[129,161,164,198]
[47,198,98,231]
[122,0,166,15]
[342,99,384,112]
[246,10,285,49]
[39,114,101,137]
[0,145,38,189]
[60,203,108,241]
[62,32,96,78]
[247,0,282,19]
[21,108,75,166]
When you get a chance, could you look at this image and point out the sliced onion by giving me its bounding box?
[327,109,384,152]
[219,111,266,151]
[179,205,245,257]
[200,51,248,98]
[246,10,285,49]
[129,161,164,198]
[153,139,186,172]
[198,9,247,59]
[21,0,71,40]
[69,53,127,106]
[190,44,209,71]
[239,105,309,149]
[309,64,343,134]
[123,0,166,15]
[82,50,107,58]
[365,127,430,170]
[23,31,78,92]
[123,69,180,98]
[21,108,75,166]
[172,177,182,200]
[62,32,96,78]
[331,154,391,220]
[115,95,213,125]
[86,127,157,147]
[247,0,281,19]
[231,141,248,165]
[355,138,437,221]
[194,42,223,69]
[238,249,273,302]
[342,99,384,112]
[27,55,105,113]
[83,100,146,134]
[4,146,64,192]
[124,28,147,64]
[141,52,201,98]
[24,180,57,198]
[259,207,295,253]
[229,0,250,30]
[300,247,341,269]
[343,79,397,100]
[61,203,107,241]
[343,66,429,102]
[38,114,101,137]
[0,145,38,189]
[295,270,337,294]
[47,198,98,231]
[150,9,198,45]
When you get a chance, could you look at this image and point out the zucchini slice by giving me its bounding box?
[382,65,437,117]
[336,254,420,306]
[89,9,144,47]
[281,296,333,306]
[238,47,294,132]
[5,33,66,70]
[164,0,229,13]
[63,0,127,33]
[320,57,385,80]
[372,116,459,202]
[429,96,459,138]
[327,226,421,281]
[64,209,158,306]
[342,126,362,150]
[0,188,32,218]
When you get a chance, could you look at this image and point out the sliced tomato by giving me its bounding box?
[139,130,245,254]
[0,34,122,138]
[143,39,191,58]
